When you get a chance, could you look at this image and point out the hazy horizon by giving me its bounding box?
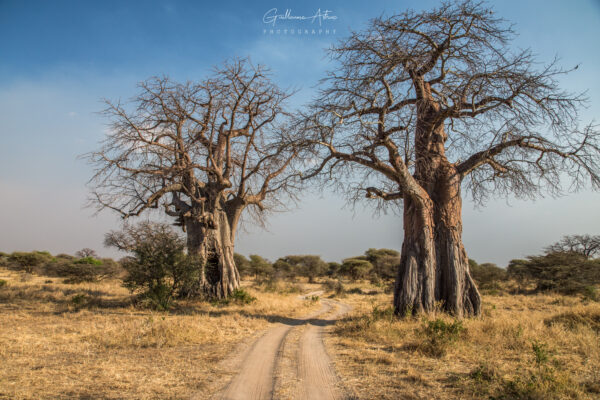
[1,0,599,267]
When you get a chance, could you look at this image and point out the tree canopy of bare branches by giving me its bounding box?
[299,0,600,316]
[87,58,300,298]
[545,234,600,259]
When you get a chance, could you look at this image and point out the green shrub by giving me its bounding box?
[74,256,103,265]
[231,288,256,304]
[212,288,257,306]
[531,340,550,366]
[371,305,395,322]
[341,257,374,280]
[8,251,52,272]
[508,251,600,298]
[43,259,120,283]
[469,363,498,383]
[469,259,508,290]
[420,318,465,357]
[233,253,251,277]
[322,279,345,296]
[55,253,75,260]
[105,222,201,310]
[0,279,6,288]
[364,248,400,281]
[247,255,273,281]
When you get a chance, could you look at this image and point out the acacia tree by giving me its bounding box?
[88,59,299,298]
[545,234,600,259]
[300,1,600,316]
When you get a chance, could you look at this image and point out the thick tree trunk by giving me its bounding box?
[394,171,481,317]
[394,197,436,315]
[432,164,481,317]
[394,81,481,317]
[185,208,240,299]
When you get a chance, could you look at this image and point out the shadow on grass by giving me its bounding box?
[0,284,133,313]
[172,300,340,327]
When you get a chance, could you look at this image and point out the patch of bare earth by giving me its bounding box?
[209,292,351,400]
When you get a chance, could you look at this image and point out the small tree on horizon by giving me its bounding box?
[545,234,600,259]
[75,248,98,259]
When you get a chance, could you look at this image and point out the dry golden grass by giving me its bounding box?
[0,268,319,399]
[324,281,600,400]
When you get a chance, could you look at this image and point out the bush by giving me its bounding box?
[3,250,121,282]
[43,258,121,283]
[231,288,256,304]
[74,256,103,266]
[371,305,395,322]
[105,222,201,310]
[364,248,400,281]
[247,255,273,281]
[341,258,374,280]
[322,278,345,296]
[508,251,600,298]
[8,251,53,272]
[212,288,257,306]
[469,259,508,290]
[419,318,464,357]
[0,279,6,288]
[274,255,328,283]
[55,253,75,260]
[233,253,251,277]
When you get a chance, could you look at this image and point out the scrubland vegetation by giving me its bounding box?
[1,233,599,399]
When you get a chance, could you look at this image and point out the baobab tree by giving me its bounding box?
[300,1,600,316]
[87,59,299,298]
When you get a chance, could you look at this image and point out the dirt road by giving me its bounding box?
[211,292,350,400]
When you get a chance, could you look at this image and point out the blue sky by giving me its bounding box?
[1,0,599,265]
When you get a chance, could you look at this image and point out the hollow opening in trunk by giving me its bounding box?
[205,251,220,286]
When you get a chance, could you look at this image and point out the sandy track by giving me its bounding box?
[296,299,351,400]
[212,292,349,400]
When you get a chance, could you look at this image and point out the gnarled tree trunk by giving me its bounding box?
[432,164,481,317]
[185,206,240,299]
[394,167,481,317]
[394,197,436,315]
[394,83,481,317]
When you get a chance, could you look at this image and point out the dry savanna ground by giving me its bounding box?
[0,267,321,399]
[1,266,599,400]
[324,281,600,400]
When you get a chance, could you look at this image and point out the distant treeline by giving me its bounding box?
[1,234,599,304]
[234,248,400,283]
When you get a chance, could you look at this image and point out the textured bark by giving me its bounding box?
[394,81,481,317]
[185,205,240,299]
[432,164,481,317]
[394,197,436,315]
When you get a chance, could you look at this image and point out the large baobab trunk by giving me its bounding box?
[394,86,481,317]
[394,167,481,317]
[432,164,481,317]
[394,197,437,315]
[185,207,240,299]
